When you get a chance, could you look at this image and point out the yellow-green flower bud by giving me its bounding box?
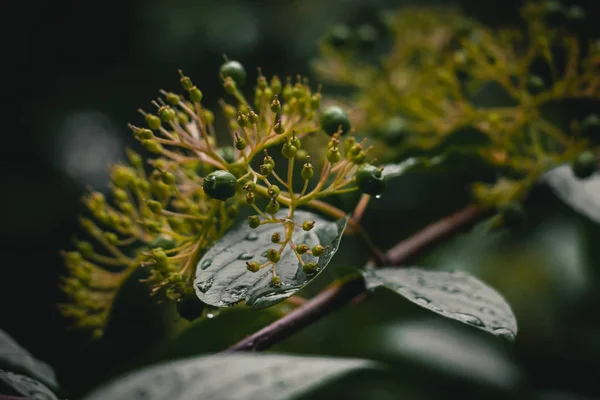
[270,97,281,113]
[266,198,280,215]
[166,92,180,105]
[327,147,341,164]
[142,140,162,153]
[189,87,203,103]
[267,185,280,198]
[161,171,175,185]
[146,200,162,214]
[145,114,162,130]
[246,261,260,272]
[248,111,259,124]
[271,276,282,285]
[103,232,119,245]
[76,241,94,257]
[302,262,318,273]
[310,93,321,109]
[246,191,255,205]
[282,141,298,159]
[224,77,237,94]
[301,162,314,180]
[271,76,282,94]
[180,74,193,91]
[158,106,176,122]
[237,111,248,127]
[234,133,247,150]
[312,244,327,257]
[295,244,310,254]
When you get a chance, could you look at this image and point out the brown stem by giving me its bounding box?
[225,204,487,352]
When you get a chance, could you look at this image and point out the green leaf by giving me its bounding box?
[360,267,517,340]
[0,370,59,400]
[0,329,59,392]
[82,354,379,400]
[543,165,600,223]
[194,209,348,309]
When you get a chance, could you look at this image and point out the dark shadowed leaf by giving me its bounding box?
[82,354,379,400]
[0,330,59,392]
[542,165,600,224]
[194,209,348,309]
[360,267,517,340]
[0,370,59,400]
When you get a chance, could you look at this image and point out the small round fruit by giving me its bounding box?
[202,170,237,200]
[177,291,205,321]
[320,106,351,136]
[572,151,597,179]
[220,60,247,86]
[355,164,385,196]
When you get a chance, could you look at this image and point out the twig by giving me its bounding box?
[225,204,487,352]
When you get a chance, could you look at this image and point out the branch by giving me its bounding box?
[225,204,487,352]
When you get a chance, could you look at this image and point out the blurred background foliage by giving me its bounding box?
[5,0,600,398]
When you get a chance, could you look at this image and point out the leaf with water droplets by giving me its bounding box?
[0,370,59,400]
[82,353,379,400]
[360,267,517,340]
[542,165,600,224]
[194,209,348,309]
[0,329,59,392]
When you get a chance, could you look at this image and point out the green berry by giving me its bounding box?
[310,93,321,110]
[104,232,119,245]
[143,140,162,154]
[351,151,366,164]
[282,142,298,159]
[267,185,280,198]
[302,262,318,273]
[202,170,237,200]
[271,76,282,94]
[248,215,260,229]
[266,198,280,215]
[328,24,351,48]
[301,162,314,180]
[327,147,341,164]
[355,164,385,196]
[271,232,281,243]
[246,261,261,272]
[220,60,247,86]
[302,220,315,231]
[177,290,205,321]
[263,154,275,167]
[271,97,281,113]
[312,245,327,257]
[237,112,249,127]
[295,244,310,254]
[146,200,162,214]
[572,151,597,179]
[158,106,176,122]
[180,74,193,90]
[137,128,153,140]
[161,171,175,185]
[246,191,255,205]
[274,120,285,135]
[223,77,237,94]
[145,114,162,130]
[248,111,259,124]
[271,276,282,285]
[166,92,180,105]
[266,249,281,263]
[320,106,351,135]
[290,136,301,149]
[260,163,273,176]
[189,87,203,103]
[235,134,247,151]
[76,241,94,257]
[243,181,256,192]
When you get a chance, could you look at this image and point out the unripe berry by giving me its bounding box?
[301,162,314,180]
[271,276,282,285]
[180,74,193,91]
[302,262,318,273]
[310,93,321,110]
[266,198,280,215]
[320,106,351,136]
[257,74,268,89]
[290,135,301,149]
[282,141,298,159]
[246,191,255,205]
[145,114,162,130]
[260,163,273,176]
[302,220,315,231]
[189,87,203,103]
[248,215,260,229]
[295,244,310,254]
[104,232,119,245]
[158,106,176,122]
[235,134,247,150]
[137,128,153,140]
[263,153,275,167]
[266,249,281,263]
[202,170,237,201]
[572,151,597,179]
[76,241,94,257]
[312,244,327,257]
[146,200,162,214]
[355,164,385,196]
[248,111,259,124]
[271,232,281,243]
[271,97,281,113]
[271,76,282,94]
[247,261,260,272]
[243,181,256,192]
[223,77,237,94]
[327,147,342,164]
[267,185,280,198]
[113,188,128,202]
[220,60,247,86]
[166,92,180,105]
[351,151,366,164]
[142,140,162,153]
[274,120,285,135]
[237,112,249,127]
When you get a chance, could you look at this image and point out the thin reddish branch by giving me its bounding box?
[225,204,487,352]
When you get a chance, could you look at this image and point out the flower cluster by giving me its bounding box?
[60,59,385,337]
[313,1,599,222]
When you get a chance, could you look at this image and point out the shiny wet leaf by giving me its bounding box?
[360,267,517,340]
[82,354,379,400]
[194,209,348,309]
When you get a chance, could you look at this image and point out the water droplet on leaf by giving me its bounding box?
[454,312,485,327]
[245,232,258,241]
[196,278,214,293]
[237,252,253,260]
[200,258,213,270]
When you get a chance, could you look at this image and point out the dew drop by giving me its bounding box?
[442,285,460,293]
[207,313,215,319]
[479,306,496,315]
[375,194,381,199]
[199,258,213,270]
[454,312,485,327]
[493,328,516,341]
[245,232,259,241]
[237,252,253,260]
[196,278,215,293]
[415,296,431,306]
